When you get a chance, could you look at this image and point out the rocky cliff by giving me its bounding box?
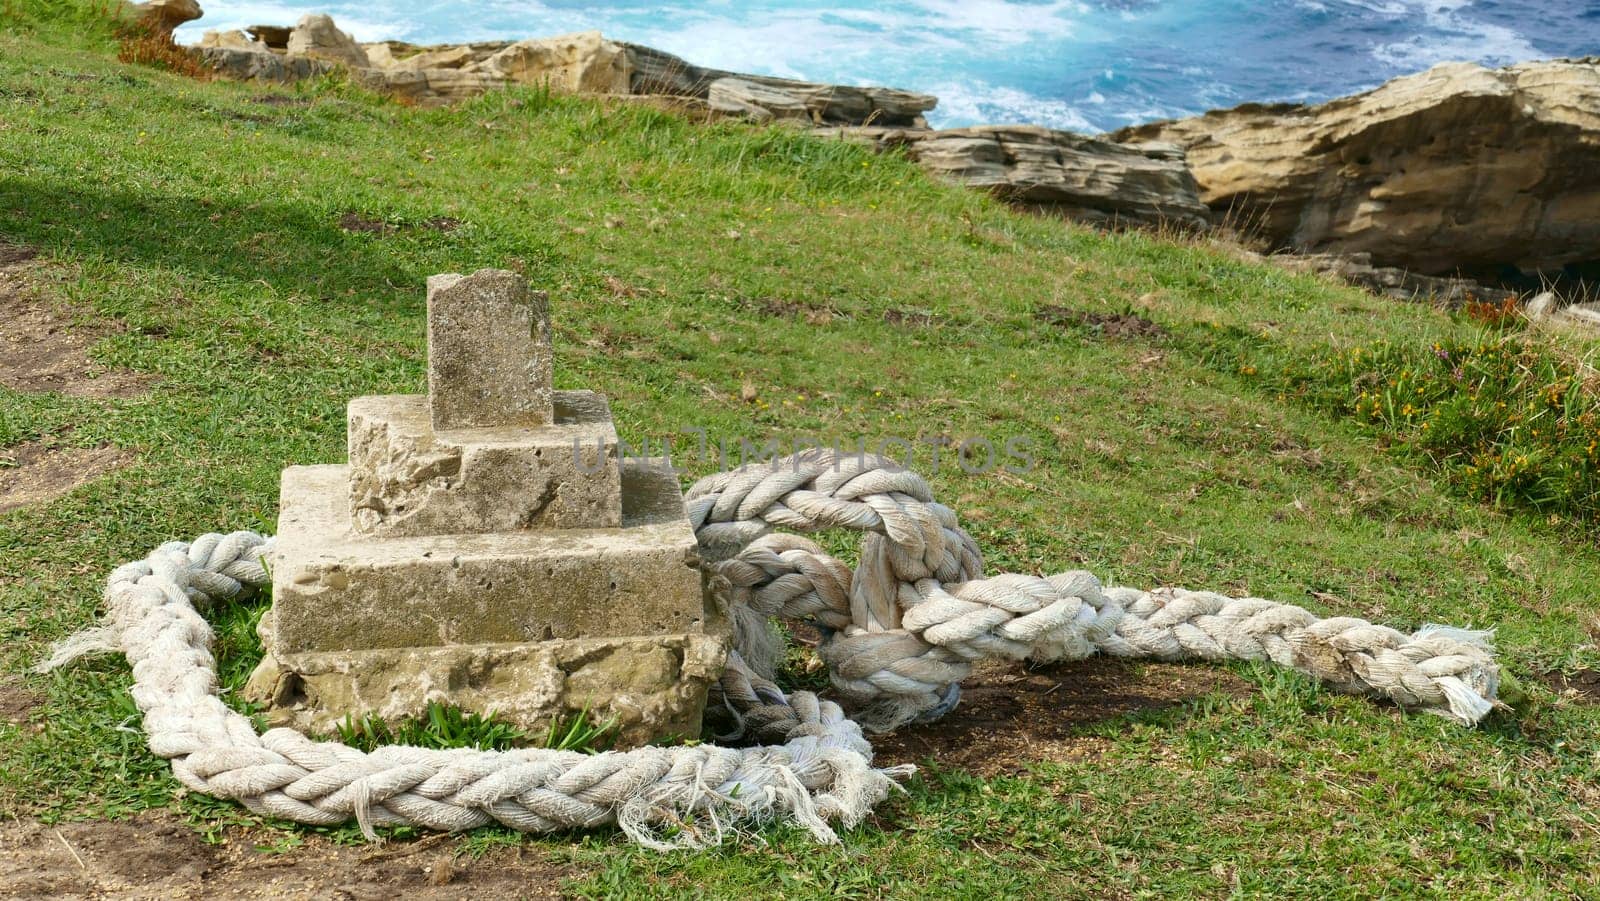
[1111,59,1600,278]
[824,126,1209,230]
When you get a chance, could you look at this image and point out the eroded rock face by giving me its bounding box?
[469,31,632,94]
[826,125,1210,230]
[246,24,290,49]
[246,633,725,746]
[709,78,820,124]
[135,0,201,33]
[285,13,369,68]
[198,46,332,82]
[198,29,261,51]
[346,393,623,536]
[625,42,937,127]
[1111,59,1600,276]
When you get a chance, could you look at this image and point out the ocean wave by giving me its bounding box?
[1369,1,1543,69]
[928,80,1101,132]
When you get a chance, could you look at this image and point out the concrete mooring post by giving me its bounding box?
[246,269,727,746]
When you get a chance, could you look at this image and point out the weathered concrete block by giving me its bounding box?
[254,268,723,747]
[245,632,726,746]
[269,462,708,655]
[427,269,553,431]
[347,390,622,536]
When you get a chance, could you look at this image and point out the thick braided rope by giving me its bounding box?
[690,450,1500,735]
[41,532,909,849]
[43,450,1499,847]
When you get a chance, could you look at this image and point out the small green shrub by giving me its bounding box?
[1201,317,1600,527]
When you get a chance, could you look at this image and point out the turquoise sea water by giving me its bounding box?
[176,1,1600,131]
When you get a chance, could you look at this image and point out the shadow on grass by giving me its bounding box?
[0,177,429,305]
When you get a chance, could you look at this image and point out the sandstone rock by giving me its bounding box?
[286,14,369,69]
[198,29,260,51]
[348,66,503,106]
[412,68,505,104]
[193,26,937,127]
[135,0,201,33]
[1518,291,1600,332]
[361,42,400,69]
[625,42,936,127]
[467,31,631,94]
[256,458,717,746]
[246,24,290,49]
[198,46,332,82]
[1553,301,1600,331]
[708,77,812,123]
[361,41,511,71]
[1111,58,1600,276]
[1525,291,1557,320]
[392,44,475,70]
[827,125,1210,230]
[1268,252,1520,307]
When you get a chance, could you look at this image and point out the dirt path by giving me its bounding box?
[0,814,575,900]
[874,658,1251,776]
[0,242,152,399]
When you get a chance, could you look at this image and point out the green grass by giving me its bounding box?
[3,15,1600,897]
[334,701,618,753]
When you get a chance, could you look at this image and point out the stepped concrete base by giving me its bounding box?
[348,390,623,537]
[245,633,726,745]
[267,462,710,656]
[248,270,725,748]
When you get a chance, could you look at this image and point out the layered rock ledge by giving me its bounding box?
[822,125,1209,230]
[1111,59,1600,278]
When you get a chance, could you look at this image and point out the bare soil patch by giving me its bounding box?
[0,442,133,515]
[1035,306,1169,339]
[0,245,153,398]
[337,211,396,235]
[874,658,1250,777]
[250,93,310,107]
[0,678,42,725]
[1541,668,1600,704]
[0,814,575,900]
[336,213,462,235]
[742,295,840,325]
[881,308,938,328]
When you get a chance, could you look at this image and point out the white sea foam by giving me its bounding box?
[173,1,419,42]
[929,80,1100,132]
[1369,0,1542,68]
[906,0,1086,44]
[620,10,910,81]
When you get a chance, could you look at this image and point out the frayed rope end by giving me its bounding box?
[33,625,120,674]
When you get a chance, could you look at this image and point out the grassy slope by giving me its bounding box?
[2,23,1600,898]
